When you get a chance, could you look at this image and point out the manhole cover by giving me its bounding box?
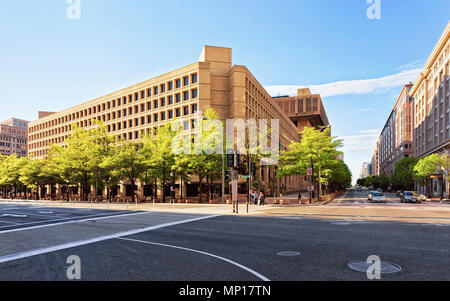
[277,251,301,257]
[348,260,401,274]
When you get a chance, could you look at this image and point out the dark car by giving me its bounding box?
[396,190,404,197]
[400,191,422,204]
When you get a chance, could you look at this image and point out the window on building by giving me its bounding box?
[183,76,189,86]
[191,74,198,84]
[191,89,198,99]
[176,79,181,89]
[183,91,189,101]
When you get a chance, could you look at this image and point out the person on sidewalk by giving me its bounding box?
[253,191,258,205]
[259,191,265,206]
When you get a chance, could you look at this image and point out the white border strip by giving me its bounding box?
[117,237,270,281]
[0,214,218,264]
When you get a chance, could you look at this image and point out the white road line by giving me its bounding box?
[336,190,350,204]
[0,211,146,233]
[0,214,218,264]
[117,237,270,281]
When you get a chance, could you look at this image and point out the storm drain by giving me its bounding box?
[276,251,301,257]
[348,260,401,274]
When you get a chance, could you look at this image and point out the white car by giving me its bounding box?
[369,191,386,203]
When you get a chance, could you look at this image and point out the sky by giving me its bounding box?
[0,0,449,184]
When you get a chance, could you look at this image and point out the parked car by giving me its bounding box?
[396,190,404,197]
[369,191,386,203]
[400,191,423,204]
[357,186,362,191]
[367,191,376,201]
[376,188,383,193]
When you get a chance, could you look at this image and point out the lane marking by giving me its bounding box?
[117,237,270,281]
[336,190,350,204]
[0,214,27,218]
[0,211,146,233]
[0,214,218,264]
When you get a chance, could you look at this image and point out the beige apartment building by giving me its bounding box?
[0,118,29,158]
[411,22,450,197]
[28,46,324,200]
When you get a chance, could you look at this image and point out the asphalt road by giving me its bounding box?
[0,197,449,281]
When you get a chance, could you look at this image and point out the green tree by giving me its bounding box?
[173,108,222,202]
[391,156,418,190]
[414,153,443,195]
[19,158,45,200]
[107,142,147,204]
[142,123,176,202]
[279,127,343,197]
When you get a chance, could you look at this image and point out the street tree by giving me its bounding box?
[279,126,343,197]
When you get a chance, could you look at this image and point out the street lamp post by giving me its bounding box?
[309,157,313,204]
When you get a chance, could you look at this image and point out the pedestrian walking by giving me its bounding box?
[259,191,265,206]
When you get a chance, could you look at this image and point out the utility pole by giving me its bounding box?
[222,151,225,204]
[308,157,313,204]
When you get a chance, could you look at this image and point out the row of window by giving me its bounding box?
[29,73,198,133]
[29,104,198,143]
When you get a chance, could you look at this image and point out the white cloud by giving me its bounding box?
[339,129,380,153]
[357,107,374,112]
[265,64,423,98]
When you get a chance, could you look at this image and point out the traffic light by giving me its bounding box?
[225,170,232,181]
[227,154,234,168]
[250,162,256,175]
[235,150,240,168]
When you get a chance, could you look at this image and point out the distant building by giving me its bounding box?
[0,118,29,157]
[360,162,371,179]
[371,140,380,176]
[379,84,415,176]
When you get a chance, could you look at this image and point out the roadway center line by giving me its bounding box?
[0,211,147,233]
[0,214,218,264]
[117,237,270,281]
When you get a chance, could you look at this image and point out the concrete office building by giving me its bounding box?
[0,118,29,158]
[28,46,328,200]
[272,88,330,133]
[411,22,450,197]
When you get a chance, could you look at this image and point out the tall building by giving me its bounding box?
[371,140,380,176]
[360,162,371,179]
[0,118,29,158]
[272,88,330,134]
[411,22,450,196]
[28,45,329,199]
[379,84,415,176]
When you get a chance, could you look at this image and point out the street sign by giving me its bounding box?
[308,185,315,192]
[307,168,313,176]
[242,175,250,179]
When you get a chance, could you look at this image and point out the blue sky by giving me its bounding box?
[1,0,449,183]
